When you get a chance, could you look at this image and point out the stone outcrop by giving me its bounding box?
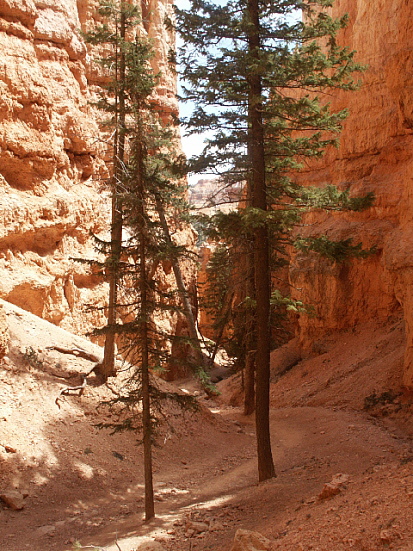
[0,0,186,344]
[290,0,413,387]
[0,0,111,336]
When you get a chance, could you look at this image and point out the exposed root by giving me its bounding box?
[55,374,88,409]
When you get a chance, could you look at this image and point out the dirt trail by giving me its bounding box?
[83,405,412,551]
[1,301,413,551]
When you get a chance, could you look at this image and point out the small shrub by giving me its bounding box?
[23,346,43,369]
[363,390,400,410]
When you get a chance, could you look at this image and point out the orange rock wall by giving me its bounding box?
[0,0,184,340]
[290,0,413,387]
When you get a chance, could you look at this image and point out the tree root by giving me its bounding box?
[46,345,102,364]
[55,374,88,409]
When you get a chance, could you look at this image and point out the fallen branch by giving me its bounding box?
[46,345,102,364]
[55,374,88,409]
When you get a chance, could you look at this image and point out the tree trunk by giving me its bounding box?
[244,349,256,415]
[247,0,275,482]
[209,291,234,367]
[243,243,256,415]
[101,6,127,381]
[244,86,257,416]
[137,138,155,521]
[140,229,155,521]
[155,199,199,347]
[155,197,211,382]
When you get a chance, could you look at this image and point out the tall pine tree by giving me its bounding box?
[176,0,371,481]
[84,0,135,381]
[85,0,197,519]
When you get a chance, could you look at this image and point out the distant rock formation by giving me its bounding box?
[189,178,241,217]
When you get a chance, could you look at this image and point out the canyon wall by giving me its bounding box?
[0,0,191,346]
[2,0,413,385]
[290,0,413,387]
[0,0,107,335]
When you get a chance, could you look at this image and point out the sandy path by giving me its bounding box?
[81,405,406,551]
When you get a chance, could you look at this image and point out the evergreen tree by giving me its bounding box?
[176,0,372,481]
[85,0,212,389]
[85,0,197,520]
[84,0,136,381]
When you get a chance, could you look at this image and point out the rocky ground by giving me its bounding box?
[1,299,413,551]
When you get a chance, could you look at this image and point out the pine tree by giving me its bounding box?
[85,0,197,520]
[83,0,134,381]
[85,0,212,389]
[176,0,372,481]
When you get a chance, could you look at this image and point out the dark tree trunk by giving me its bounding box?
[140,231,155,521]
[136,138,155,521]
[244,87,256,417]
[243,247,256,416]
[102,7,127,381]
[247,0,275,482]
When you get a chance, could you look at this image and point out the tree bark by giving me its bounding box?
[244,81,257,416]
[247,0,275,482]
[243,248,256,416]
[136,137,155,521]
[102,6,127,381]
[140,229,155,521]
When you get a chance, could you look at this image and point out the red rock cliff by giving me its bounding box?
[0,0,189,342]
[290,0,413,387]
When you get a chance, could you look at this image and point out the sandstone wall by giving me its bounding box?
[0,0,184,342]
[290,0,413,386]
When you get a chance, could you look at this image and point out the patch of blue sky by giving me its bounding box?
[174,0,300,185]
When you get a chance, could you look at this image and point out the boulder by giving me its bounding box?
[185,519,209,534]
[0,489,26,510]
[230,529,272,551]
[318,473,350,501]
[136,541,166,551]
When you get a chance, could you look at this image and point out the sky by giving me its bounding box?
[174,0,300,186]
[174,0,214,185]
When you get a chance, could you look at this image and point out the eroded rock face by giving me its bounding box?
[0,0,111,336]
[290,0,413,387]
[0,0,182,342]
